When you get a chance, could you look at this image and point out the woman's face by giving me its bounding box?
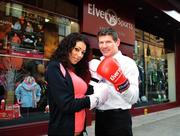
[69,41,86,64]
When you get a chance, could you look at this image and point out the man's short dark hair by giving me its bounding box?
[97,27,118,41]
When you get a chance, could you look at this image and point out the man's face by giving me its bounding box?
[98,35,120,57]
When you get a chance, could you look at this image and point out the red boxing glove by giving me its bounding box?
[97,57,130,93]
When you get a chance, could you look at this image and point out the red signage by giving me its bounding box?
[82,0,135,45]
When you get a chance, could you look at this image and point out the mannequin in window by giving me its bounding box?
[138,65,146,102]
[15,76,41,115]
[23,60,48,111]
[25,22,33,33]
[13,20,21,31]
[34,37,44,52]
[157,62,167,101]
[11,33,21,44]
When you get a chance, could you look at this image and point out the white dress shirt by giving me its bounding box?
[97,51,139,110]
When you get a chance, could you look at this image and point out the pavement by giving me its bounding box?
[86,106,180,136]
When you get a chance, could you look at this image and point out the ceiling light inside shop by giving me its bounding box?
[45,18,50,22]
[163,10,180,22]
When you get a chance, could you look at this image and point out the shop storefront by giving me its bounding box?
[133,0,180,115]
[0,0,80,135]
[0,0,180,135]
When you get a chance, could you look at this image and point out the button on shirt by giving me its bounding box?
[97,51,139,110]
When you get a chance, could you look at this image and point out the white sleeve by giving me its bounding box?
[89,59,101,86]
[121,61,139,104]
[88,82,109,109]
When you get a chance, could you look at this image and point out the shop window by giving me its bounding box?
[0,56,49,120]
[134,28,176,107]
[0,1,79,127]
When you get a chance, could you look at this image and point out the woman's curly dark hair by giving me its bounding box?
[51,32,91,83]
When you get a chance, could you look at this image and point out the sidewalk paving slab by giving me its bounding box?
[86,107,180,136]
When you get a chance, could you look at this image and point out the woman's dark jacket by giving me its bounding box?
[46,61,90,136]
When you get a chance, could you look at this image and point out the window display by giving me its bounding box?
[15,76,41,114]
[134,29,174,106]
[0,56,48,120]
[0,2,79,60]
[9,14,45,58]
[0,1,79,126]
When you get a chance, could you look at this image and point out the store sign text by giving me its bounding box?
[87,3,133,30]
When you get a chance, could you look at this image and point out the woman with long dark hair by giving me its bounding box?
[46,32,109,136]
